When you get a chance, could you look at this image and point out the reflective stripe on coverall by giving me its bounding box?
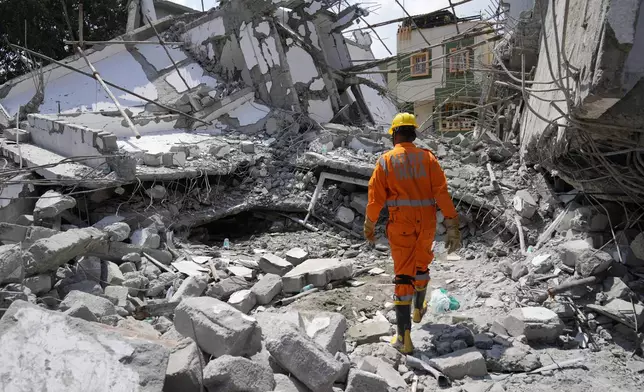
[366,142,458,305]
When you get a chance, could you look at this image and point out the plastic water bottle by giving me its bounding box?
[321,145,327,155]
[223,238,230,249]
[301,284,315,293]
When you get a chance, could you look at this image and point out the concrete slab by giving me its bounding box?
[428,347,488,380]
[282,258,353,293]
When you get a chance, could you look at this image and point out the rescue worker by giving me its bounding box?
[363,113,461,354]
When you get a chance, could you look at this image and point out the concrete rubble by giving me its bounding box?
[0,0,643,391]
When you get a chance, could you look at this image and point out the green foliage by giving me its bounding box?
[0,0,128,85]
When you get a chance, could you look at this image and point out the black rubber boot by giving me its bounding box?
[391,304,413,354]
[413,288,427,323]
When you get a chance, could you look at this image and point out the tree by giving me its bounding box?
[0,0,128,85]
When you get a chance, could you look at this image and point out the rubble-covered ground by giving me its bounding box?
[1,122,643,392]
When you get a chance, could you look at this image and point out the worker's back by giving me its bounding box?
[377,142,440,230]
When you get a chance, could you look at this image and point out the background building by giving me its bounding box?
[387,10,495,134]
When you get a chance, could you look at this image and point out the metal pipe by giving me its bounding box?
[406,355,450,387]
[534,276,600,303]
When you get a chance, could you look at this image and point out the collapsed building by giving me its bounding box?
[1,0,644,391]
[0,0,395,186]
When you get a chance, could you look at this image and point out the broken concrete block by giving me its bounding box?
[60,290,116,318]
[170,275,208,303]
[206,276,251,300]
[603,277,631,300]
[63,303,99,322]
[174,296,262,357]
[631,232,644,260]
[147,272,177,297]
[259,253,293,276]
[347,321,391,345]
[474,333,494,350]
[0,244,32,284]
[117,318,161,338]
[119,262,137,274]
[358,356,407,389]
[265,325,344,392]
[335,352,351,382]
[33,190,76,220]
[104,285,129,307]
[106,261,124,285]
[103,222,131,242]
[576,249,613,277]
[228,289,257,314]
[282,258,353,293]
[428,347,488,380]
[203,355,275,392]
[143,152,163,166]
[241,141,255,153]
[251,273,282,305]
[0,300,172,392]
[485,344,541,372]
[285,247,309,266]
[3,128,30,142]
[22,274,52,295]
[350,193,368,215]
[122,271,150,296]
[347,136,383,154]
[164,338,203,392]
[513,190,537,219]
[26,228,106,275]
[273,374,309,392]
[336,206,355,224]
[130,228,161,249]
[300,311,347,355]
[345,369,389,392]
[503,307,564,342]
[58,279,103,297]
[559,239,592,267]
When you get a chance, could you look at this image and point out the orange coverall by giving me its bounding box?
[366,142,458,305]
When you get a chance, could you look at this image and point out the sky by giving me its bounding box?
[170,0,494,58]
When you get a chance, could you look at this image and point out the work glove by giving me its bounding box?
[364,218,376,244]
[444,218,461,254]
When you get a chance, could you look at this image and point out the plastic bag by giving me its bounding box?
[429,288,461,314]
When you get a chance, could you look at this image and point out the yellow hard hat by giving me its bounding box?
[388,112,419,135]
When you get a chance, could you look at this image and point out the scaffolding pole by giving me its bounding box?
[144,14,191,92]
[74,3,140,139]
